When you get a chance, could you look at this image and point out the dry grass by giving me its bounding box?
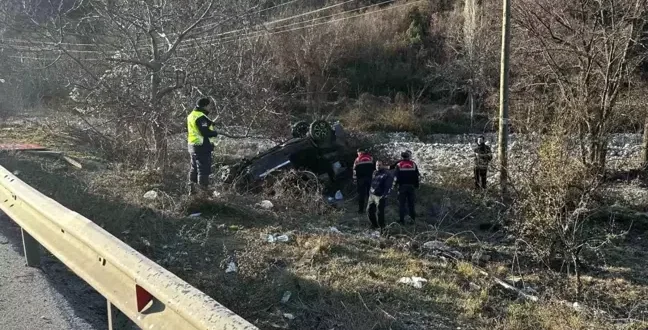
[1,123,648,330]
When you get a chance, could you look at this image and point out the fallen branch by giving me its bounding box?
[473,265,539,302]
[23,150,83,169]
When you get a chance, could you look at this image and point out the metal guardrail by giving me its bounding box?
[0,166,258,330]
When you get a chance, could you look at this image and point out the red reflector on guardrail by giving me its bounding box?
[136,285,154,312]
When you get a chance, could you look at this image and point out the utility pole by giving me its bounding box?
[498,0,511,197]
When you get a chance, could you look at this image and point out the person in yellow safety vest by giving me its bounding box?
[187,97,218,195]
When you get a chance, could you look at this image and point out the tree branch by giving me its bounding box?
[164,0,215,59]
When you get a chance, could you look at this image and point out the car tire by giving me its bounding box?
[309,120,333,144]
[292,121,309,138]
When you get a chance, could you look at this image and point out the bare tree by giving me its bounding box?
[514,0,648,173]
[1,0,267,167]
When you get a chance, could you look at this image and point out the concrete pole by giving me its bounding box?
[498,0,511,197]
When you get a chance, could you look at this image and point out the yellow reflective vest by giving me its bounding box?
[187,110,209,146]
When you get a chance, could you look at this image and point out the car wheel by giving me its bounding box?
[292,121,309,138]
[309,120,332,144]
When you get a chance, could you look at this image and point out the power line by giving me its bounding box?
[177,0,385,50]
[7,0,423,61]
[183,0,357,45]
[182,0,420,50]
[1,0,302,49]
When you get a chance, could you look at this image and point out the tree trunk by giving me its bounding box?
[642,116,648,169]
[150,70,168,171]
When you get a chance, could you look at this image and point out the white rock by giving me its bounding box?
[143,190,158,200]
[398,276,428,289]
[256,200,274,209]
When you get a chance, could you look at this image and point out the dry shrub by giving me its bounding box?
[511,134,622,294]
[263,170,334,215]
[497,302,610,330]
[343,104,422,134]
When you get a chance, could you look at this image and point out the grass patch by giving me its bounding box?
[1,123,648,330]
[341,103,488,136]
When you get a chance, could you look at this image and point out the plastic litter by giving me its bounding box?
[225,261,238,273]
[281,291,292,304]
[334,190,343,200]
[188,213,201,218]
[267,234,290,243]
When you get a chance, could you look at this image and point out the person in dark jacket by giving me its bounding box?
[353,148,375,214]
[473,136,493,190]
[367,161,394,232]
[187,98,218,195]
[394,151,420,224]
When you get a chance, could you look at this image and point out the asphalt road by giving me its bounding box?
[0,213,107,330]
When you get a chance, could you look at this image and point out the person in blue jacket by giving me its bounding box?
[366,161,394,233]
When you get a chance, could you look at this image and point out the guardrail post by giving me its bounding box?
[107,300,117,330]
[21,228,41,266]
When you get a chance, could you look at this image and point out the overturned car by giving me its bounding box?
[221,120,354,191]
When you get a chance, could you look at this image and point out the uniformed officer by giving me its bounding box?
[394,151,420,224]
[474,135,493,190]
[187,98,218,195]
[353,148,375,214]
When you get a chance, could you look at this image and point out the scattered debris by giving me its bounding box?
[398,276,428,289]
[469,282,481,291]
[422,240,464,259]
[256,200,274,209]
[267,234,290,243]
[282,313,295,320]
[225,261,238,273]
[141,238,151,247]
[281,291,292,304]
[212,191,222,198]
[229,225,240,231]
[188,213,202,218]
[12,170,20,176]
[365,230,381,239]
[522,286,538,296]
[506,276,524,289]
[329,226,342,234]
[334,190,343,200]
[471,250,491,263]
[143,190,158,200]
[572,302,583,312]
